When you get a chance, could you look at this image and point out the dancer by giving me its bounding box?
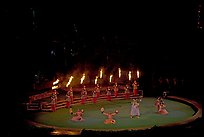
[50,92,57,111]
[163,91,167,98]
[53,90,58,102]
[65,92,71,108]
[81,86,87,104]
[130,99,140,118]
[113,82,119,97]
[70,108,85,121]
[100,107,119,124]
[132,80,139,96]
[158,102,168,115]
[106,86,112,101]
[124,84,130,99]
[95,84,101,98]
[154,96,164,112]
[68,87,74,103]
[92,90,97,103]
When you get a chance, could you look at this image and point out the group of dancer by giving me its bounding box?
[69,96,168,124]
[63,80,140,109]
[50,80,168,122]
[69,98,140,123]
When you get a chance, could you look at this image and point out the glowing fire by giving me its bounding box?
[128,71,131,81]
[95,76,98,85]
[118,68,121,78]
[80,73,85,84]
[137,70,140,78]
[48,67,141,88]
[52,85,58,89]
[100,69,103,78]
[53,79,59,85]
[110,74,113,82]
[66,76,74,87]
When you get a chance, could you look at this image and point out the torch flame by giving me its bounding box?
[100,69,103,78]
[52,85,58,89]
[128,71,131,81]
[137,70,140,78]
[66,76,74,87]
[53,79,59,85]
[80,73,85,84]
[110,74,113,83]
[118,68,121,78]
[95,76,98,85]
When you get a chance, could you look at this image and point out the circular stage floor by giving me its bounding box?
[26,96,202,135]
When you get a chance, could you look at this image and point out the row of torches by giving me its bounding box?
[52,68,140,89]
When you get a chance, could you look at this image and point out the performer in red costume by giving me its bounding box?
[51,92,57,111]
[132,80,139,96]
[113,82,119,97]
[81,86,87,104]
[95,84,101,98]
[124,84,130,99]
[92,90,97,103]
[68,87,74,104]
[70,108,85,121]
[65,92,71,108]
[100,107,119,124]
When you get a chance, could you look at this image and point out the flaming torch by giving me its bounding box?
[52,79,59,89]
[137,70,140,79]
[118,68,121,78]
[95,76,98,85]
[52,85,58,89]
[80,73,85,84]
[128,71,131,81]
[53,79,59,85]
[109,74,113,83]
[100,69,103,78]
[66,76,74,87]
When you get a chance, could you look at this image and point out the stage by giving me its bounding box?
[24,96,202,135]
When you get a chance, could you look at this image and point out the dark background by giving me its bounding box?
[1,1,203,136]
